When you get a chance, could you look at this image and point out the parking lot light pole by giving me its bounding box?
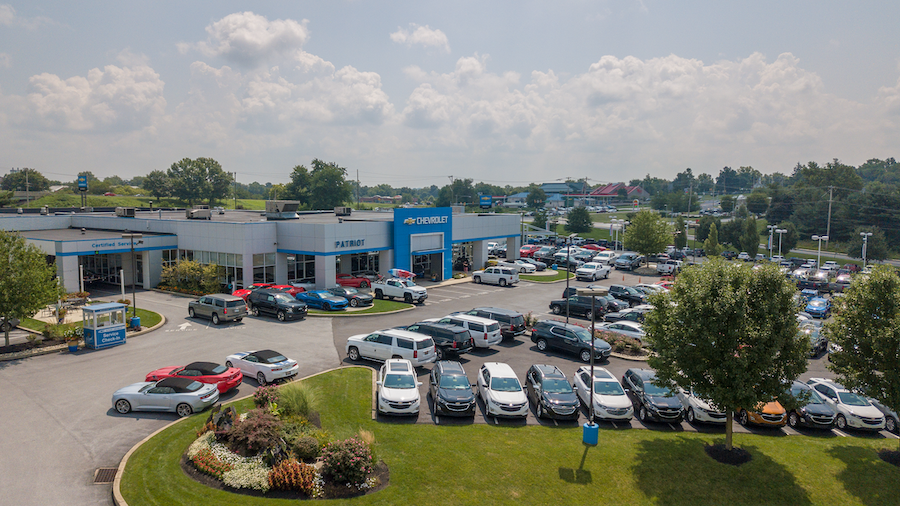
[564,233,578,324]
[122,232,143,321]
[776,228,787,257]
[861,232,873,269]
[812,235,828,269]
[578,286,608,427]
[766,225,776,258]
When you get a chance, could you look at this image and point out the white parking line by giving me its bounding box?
[885,431,899,439]
[832,428,849,437]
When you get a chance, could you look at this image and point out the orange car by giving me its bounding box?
[737,401,786,427]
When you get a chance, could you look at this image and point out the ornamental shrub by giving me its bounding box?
[278,382,318,418]
[292,436,320,461]
[225,409,284,457]
[320,437,374,486]
[254,384,280,408]
[268,458,317,494]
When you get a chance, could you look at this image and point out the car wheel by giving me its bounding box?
[739,410,749,426]
[277,311,286,321]
[323,303,331,311]
[188,308,195,318]
[836,414,847,430]
[176,403,193,417]
[115,399,131,414]
[375,290,383,299]
[360,280,369,288]
[788,412,800,429]
[887,416,897,433]
[499,278,507,287]
[350,298,359,307]
[235,318,242,322]
[687,407,695,423]
[212,313,221,325]
[639,406,647,422]
[474,276,481,284]
[604,271,609,279]
[551,305,561,315]
[225,361,233,368]
[580,349,591,363]
[535,338,548,351]
[436,347,445,360]
[251,307,259,317]
[257,372,267,386]
[348,346,360,361]
[404,293,413,304]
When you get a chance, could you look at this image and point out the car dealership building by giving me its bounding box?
[0,205,521,293]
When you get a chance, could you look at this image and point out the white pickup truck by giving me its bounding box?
[656,259,683,275]
[472,266,519,287]
[372,277,428,304]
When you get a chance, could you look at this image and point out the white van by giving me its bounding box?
[425,314,503,348]
[346,329,437,366]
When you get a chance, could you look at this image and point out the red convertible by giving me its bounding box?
[145,361,242,393]
[232,283,275,301]
[336,273,371,288]
[269,284,305,297]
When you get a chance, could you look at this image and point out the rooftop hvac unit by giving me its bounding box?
[334,206,352,216]
[186,205,212,220]
[115,207,136,218]
[265,200,300,220]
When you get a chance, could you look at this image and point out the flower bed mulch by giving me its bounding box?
[0,337,67,355]
[704,443,752,466]
[878,449,900,467]
[180,454,390,499]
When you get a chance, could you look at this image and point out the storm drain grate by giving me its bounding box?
[94,467,117,484]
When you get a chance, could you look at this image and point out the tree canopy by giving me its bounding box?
[1,168,50,192]
[0,231,64,347]
[166,157,232,206]
[825,265,900,448]
[565,207,593,234]
[526,186,546,208]
[623,210,670,264]
[644,260,807,450]
[703,222,723,257]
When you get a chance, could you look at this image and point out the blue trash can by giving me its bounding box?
[583,422,599,445]
[551,264,558,271]
[130,316,141,329]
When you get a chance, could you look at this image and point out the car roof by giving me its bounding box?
[444,313,498,325]
[207,293,245,301]
[183,362,223,375]
[471,307,522,316]
[536,319,586,332]
[156,377,199,391]
[608,320,643,329]
[436,360,467,375]
[809,377,847,391]
[249,349,284,361]
[579,367,615,380]
[382,328,437,342]
[626,368,657,380]
[412,321,469,333]
[482,362,516,377]
[533,364,565,379]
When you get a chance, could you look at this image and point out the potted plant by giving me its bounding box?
[64,327,82,353]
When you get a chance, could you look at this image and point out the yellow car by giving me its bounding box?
[737,401,787,427]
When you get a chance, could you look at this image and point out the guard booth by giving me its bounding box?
[82,302,127,350]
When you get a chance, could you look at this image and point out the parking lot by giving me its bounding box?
[1,269,894,506]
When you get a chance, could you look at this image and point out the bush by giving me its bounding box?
[268,458,317,494]
[292,437,321,461]
[254,385,279,408]
[278,383,318,418]
[190,447,234,479]
[320,437,374,486]
[225,409,284,457]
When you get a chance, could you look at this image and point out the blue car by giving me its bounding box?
[296,290,349,311]
[805,297,831,319]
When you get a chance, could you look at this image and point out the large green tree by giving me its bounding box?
[526,186,546,208]
[142,170,171,202]
[825,265,900,447]
[565,207,593,234]
[773,221,798,256]
[166,157,232,206]
[719,195,736,213]
[1,168,50,192]
[673,215,687,250]
[645,260,807,450]
[704,222,723,257]
[746,191,769,215]
[737,216,761,254]
[845,226,889,263]
[623,210,670,266]
[0,231,64,347]
[307,159,352,210]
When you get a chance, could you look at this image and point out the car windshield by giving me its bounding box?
[139,383,155,393]
[402,280,418,287]
[593,380,625,396]
[264,354,288,364]
[838,392,869,406]
[808,300,826,308]
[582,263,600,269]
[226,300,245,308]
[440,374,470,390]
[342,287,359,295]
[791,386,824,404]
[490,377,522,392]
[573,328,594,343]
[543,378,574,394]
[644,382,673,396]
[274,294,294,303]
[383,373,416,389]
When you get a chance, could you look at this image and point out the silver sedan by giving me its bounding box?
[111,377,219,417]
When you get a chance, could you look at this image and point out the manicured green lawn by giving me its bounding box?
[121,367,900,506]
[307,299,412,315]
[520,270,574,283]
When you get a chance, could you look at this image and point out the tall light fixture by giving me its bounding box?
[122,232,144,320]
[766,225,777,258]
[776,228,787,257]
[811,235,828,269]
[578,286,608,424]
[860,232,873,269]
[564,232,578,324]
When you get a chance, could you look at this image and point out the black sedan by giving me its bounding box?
[525,364,580,420]
[327,286,374,307]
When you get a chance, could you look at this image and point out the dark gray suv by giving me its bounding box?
[403,321,474,360]
[530,319,611,363]
[247,289,308,321]
[188,294,248,325]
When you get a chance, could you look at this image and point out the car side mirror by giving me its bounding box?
[417,381,423,387]
[376,381,382,386]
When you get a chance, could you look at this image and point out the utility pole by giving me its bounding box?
[448,175,454,206]
[356,170,360,207]
[233,172,237,210]
[825,186,834,247]
[686,182,693,215]
[25,169,29,206]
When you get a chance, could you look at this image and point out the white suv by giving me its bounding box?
[806,378,885,431]
[376,359,422,416]
[427,314,502,348]
[346,329,437,366]
[476,362,529,418]
[472,266,519,287]
[573,366,633,421]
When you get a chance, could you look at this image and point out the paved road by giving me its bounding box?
[2,269,895,506]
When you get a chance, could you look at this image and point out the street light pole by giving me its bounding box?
[578,286,608,425]
[564,233,577,324]
[766,225,776,258]
[776,228,787,257]
[861,232,873,269]
[122,232,144,322]
[811,235,828,269]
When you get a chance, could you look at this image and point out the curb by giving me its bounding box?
[306,304,418,317]
[609,351,650,362]
[112,365,370,506]
[0,315,167,363]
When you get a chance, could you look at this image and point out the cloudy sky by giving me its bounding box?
[1,1,899,188]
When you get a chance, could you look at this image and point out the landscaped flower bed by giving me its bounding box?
[182,381,387,499]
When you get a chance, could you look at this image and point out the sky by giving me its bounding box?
[1,1,899,188]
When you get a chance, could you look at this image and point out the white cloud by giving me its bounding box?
[0,52,10,68]
[390,24,450,53]
[0,4,56,29]
[186,11,310,69]
[0,4,13,25]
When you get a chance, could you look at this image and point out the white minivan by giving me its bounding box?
[426,314,502,348]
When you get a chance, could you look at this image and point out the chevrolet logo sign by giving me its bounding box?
[404,216,448,225]
[404,218,416,225]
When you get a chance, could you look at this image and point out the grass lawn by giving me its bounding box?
[520,270,574,283]
[307,299,412,315]
[120,367,900,506]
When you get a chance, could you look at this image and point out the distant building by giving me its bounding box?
[589,183,648,201]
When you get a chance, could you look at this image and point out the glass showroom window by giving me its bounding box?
[253,253,276,284]
[178,249,244,289]
[287,254,315,283]
[350,252,379,274]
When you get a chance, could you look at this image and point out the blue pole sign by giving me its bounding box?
[479,195,492,209]
[77,175,88,191]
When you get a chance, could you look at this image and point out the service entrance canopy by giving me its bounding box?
[82,302,127,350]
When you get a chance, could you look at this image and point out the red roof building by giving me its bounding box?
[589,183,648,200]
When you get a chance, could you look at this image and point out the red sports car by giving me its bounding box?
[145,361,242,393]
[336,273,371,288]
[581,244,606,251]
[232,283,275,301]
[269,284,305,297]
[519,245,541,257]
